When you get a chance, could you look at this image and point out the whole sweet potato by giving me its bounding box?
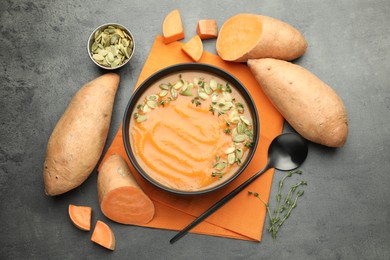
[43,73,120,195]
[248,58,348,147]
[216,14,307,62]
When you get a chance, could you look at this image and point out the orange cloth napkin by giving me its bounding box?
[99,35,284,241]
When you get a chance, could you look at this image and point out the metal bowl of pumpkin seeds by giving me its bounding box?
[88,23,135,70]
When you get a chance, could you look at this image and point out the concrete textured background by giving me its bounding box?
[1,0,389,259]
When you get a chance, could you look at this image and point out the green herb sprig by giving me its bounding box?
[248,169,307,239]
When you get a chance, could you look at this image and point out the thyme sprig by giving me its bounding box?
[248,169,307,239]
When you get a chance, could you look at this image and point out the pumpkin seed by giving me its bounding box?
[122,38,129,47]
[115,28,124,38]
[231,128,238,137]
[233,134,247,143]
[227,153,236,165]
[229,110,239,122]
[147,100,158,109]
[211,93,218,102]
[95,32,103,42]
[107,52,115,62]
[182,81,188,91]
[142,105,151,113]
[204,83,213,94]
[209,79,217,90]
[221,101,233,111]
[223,92,232,102]
[198,91,209,100]
[235,148,243,159]
[159,83,170,90]
[171,88,178,99]
[173,81,183,89]
[230,117,240,124]
[136,115,147,123]
[91,42,98,51]
[117,43,124,53]
[111,58,121,68]
[125,47,132,58]
[105,56,112,65]
[94,29,101,39]
[214,161,227,170]
[180,84,193,96]
[110,46,118,56]
[240,115,251,125]
[147,95,159,101]
[225,147,236,154]
[237,122,246,134]
[92,54,104,61]
[98,49,108,56]
[104,28,115,34]
[110,34,119,44]
[159,90,168,97]
[194,78,199,85]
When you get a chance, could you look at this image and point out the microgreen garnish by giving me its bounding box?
[209,105,215,115]
[218,111,225,117]
[191,97,202,107]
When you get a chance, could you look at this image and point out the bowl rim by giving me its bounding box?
[122,63,260,195]
[87,22,135,70]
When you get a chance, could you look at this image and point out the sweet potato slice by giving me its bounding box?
[248,58,348,147]
[196,19,218,39]
[216,14,307,62]
[68,204,92,231]
[43,73,120,196]
[182,35,203,62]
[98,154,155,225]
[162,9,185,44]
[91,220,116,251]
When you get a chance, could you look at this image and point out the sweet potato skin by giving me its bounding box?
[217,14,307,62]
[43,73,120,196]
[248,58,348,147]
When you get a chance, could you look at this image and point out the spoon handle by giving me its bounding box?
[170,165,271,244]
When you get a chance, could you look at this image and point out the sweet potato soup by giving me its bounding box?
[129,71,254,192]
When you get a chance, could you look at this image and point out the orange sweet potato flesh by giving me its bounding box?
[68,204,92,231]
[182,35,203,62]
[98,154,155,225]
[43,73,120,196]
[162,9,185,44]
[216,14,307,62]
[91,220,116,251]
[196,19,218,39]
[248,58,348,147]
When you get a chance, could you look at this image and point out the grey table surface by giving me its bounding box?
[1,0,389,259]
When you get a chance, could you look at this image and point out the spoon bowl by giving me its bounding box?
[170,133,308,244]
[268,132,308,171]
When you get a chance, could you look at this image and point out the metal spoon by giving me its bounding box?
[170,133,308,244]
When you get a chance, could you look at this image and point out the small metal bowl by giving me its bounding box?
[87,23,135,70]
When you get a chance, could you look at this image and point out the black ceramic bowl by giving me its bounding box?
[123,63,259,195]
